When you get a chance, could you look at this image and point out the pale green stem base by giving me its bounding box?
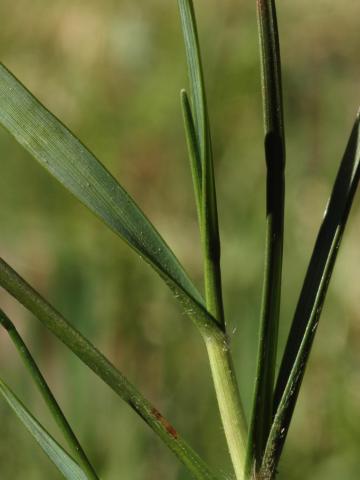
[205,336,248,480]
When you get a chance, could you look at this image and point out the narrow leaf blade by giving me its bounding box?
[0,309,99,480]
[0,378,88,480]
[264,112,360,477]
[274,111,360,409]
[0,63,218,337]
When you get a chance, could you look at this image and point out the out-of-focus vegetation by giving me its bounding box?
[0,0,359,478]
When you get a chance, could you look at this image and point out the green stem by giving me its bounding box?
[203,190,247,479]
[246,0,285,475]
[204,250,225,328]
[205,336,248,480]
[0,309,99,480]
[177,3,247,476]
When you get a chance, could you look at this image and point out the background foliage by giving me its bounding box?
[0,0,359,478]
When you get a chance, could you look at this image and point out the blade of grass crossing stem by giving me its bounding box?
[272,111,360,431]
[246,0,285,475]
[0,309,99,480]
[0,63,219,340]
[178,4,248,480]
[177,0,224,326]
[181,89,202,221]
[0,258,220,480]
[0,378,88,480]
[262,117,360,476]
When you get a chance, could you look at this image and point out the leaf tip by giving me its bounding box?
[0,309,13,331]
[180,88,190,105]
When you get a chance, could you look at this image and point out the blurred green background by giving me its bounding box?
[0,0,359,478]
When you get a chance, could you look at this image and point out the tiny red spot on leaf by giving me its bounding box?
[151,407,178,439]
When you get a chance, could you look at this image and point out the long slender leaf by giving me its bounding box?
[0,377,88,480]
[0,63,219,340]
[178,0,224,327]
[0,257,221,480]
[246,0,285,474]
[261,229,345,478]
[0,309,99,480]
[262,112,360,477]
[274,111,360,409]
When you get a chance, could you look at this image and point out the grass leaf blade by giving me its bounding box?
[0,257,221,480]
[0,63,218,338]
[0,309,99,480]
[261,226,351,478]
[246,0,286,474]
[262,114,360,476]
[274,111,360,410]
[0,377,88,480]
[262,110,359,475]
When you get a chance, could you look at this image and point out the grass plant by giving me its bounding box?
[0,1,358,479]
